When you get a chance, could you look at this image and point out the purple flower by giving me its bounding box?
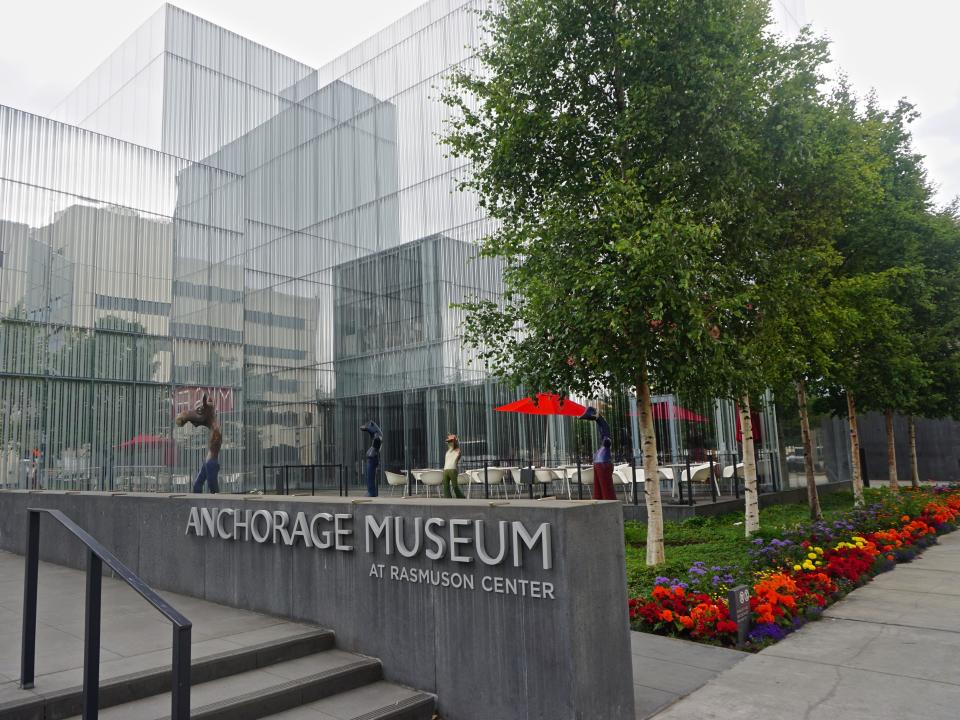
[748,623,786,643]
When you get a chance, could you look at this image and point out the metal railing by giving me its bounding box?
[262,464,347,496]
[20,508,192,719]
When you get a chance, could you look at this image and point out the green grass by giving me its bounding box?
[625,490,858,598]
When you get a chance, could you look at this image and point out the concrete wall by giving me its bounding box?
[821,412,960,484]
[0,491,635,720]
[622,481,853,523]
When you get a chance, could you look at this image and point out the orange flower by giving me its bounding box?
[886,554,894,561]
[673,586,685,597]
[679,615,694,629]
[660,610,674,623]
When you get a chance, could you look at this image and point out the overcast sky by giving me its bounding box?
[0,0,956,206]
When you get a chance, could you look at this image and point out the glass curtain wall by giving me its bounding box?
[0,1,798,494]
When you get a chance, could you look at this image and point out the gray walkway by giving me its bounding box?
[0,550,320,706]
[652,529,960,719]
[632,631,746,718]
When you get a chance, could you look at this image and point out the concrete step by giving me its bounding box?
[60,649,390,720]
[0,628,333,720]
[261,681,436,720]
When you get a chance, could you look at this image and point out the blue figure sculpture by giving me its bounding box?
[579,406,616,500]
[360,421,383,497]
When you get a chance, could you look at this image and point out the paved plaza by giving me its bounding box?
[652,530,960,719]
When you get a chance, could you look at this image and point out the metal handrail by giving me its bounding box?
[20,508,192,719]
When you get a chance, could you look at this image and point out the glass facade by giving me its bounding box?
[1,1,802,493]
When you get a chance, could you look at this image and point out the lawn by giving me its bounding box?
[625,490,859,598]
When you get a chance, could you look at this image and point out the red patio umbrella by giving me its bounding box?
[629,403,709,423]
[495,393,587,417]
[651,402,708,423]
[114,434,174,466]
[734,405,763,444]
[114,434,172,449]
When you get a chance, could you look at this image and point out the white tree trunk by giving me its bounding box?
[847,390,864,506]
[908,416,920,488]
[885,408,899,493]
[795,379,822,521]
[740,395,760,535]
[638,369,665,566]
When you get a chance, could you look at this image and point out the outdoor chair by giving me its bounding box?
[418,469,445,497]
[613,465,645,501]
[384,470,408,496]
[468,467,508,499]
[680,462,721,497]
[534,468,559,496]
[561,465,593,499]
[722,461,745,494]
[499,467,523,497]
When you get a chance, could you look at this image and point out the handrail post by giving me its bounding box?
[484,463,489,499]
[20,509,39,689]
[631,453,639,505]
[171,624,191,719]
[83,550,102,719]
[709,453,718,503]
[733,453,740,499]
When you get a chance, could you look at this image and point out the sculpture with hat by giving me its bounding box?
[442,433,464,498]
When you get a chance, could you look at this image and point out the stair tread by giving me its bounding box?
[261,681,434,720]
[0,626,332,704]
[63,649,379,720]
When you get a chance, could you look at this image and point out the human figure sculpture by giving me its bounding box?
[176,394,221,494]
[360,420,383,497]
[580,406,616,500]
[442,433,465,499]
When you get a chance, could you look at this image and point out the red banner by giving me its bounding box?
[173,387,235,416]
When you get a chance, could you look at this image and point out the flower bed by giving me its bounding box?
[628,486,960,650]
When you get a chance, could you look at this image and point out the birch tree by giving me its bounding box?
[441,0,811,564]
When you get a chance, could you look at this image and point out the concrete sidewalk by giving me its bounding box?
[632,631,746,718]
[652,530,960,719]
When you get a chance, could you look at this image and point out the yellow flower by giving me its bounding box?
[815,561,822,566]
[807,553,817,560]
[793,564,802,571]
[852,536,866,543]
[814,547,824,554]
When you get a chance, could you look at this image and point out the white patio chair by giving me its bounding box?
[384,470,408,496]
[419,469,445,498]
[680,462,721,497]
[613,465,645,501]
[534,468,559,496]
[503,467,524,498]
[468,468,507,499]
[722,462,745,479]
[560,465,592,499]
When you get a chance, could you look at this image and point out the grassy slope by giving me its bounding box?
[625,490,858,597]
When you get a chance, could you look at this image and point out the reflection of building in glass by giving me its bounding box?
[332,234,504,471]
[1,1,803,492]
